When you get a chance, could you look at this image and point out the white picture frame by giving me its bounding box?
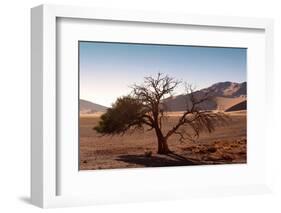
[31,4,274,208]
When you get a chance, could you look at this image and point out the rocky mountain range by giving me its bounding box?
[163,81,247,112]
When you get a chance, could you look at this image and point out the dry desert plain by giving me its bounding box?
[79,110,247,170]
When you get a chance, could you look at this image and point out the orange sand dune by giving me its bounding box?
[215,96,246,111]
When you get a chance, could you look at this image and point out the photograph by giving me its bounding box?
[79,41,247,170]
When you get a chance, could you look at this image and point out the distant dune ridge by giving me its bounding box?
[80,99,107,114]
[163,81,247,112]
[80,81,247,114]
[225,100,247,112]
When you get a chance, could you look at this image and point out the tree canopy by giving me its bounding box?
[94,96,148,135]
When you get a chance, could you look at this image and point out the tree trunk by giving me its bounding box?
[157,138,171,154]
[154,120,171,154]
[156,134,171,154]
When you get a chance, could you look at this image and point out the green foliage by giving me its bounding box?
[94,96,146,134]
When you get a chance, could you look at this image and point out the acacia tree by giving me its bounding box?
[94,73,229,154]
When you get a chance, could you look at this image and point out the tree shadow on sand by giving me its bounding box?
[116,152,198,167]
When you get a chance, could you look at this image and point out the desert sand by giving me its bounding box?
[79,110,247,170]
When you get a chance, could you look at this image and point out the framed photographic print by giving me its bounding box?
[31,4,274,208]
[79,41,247,170]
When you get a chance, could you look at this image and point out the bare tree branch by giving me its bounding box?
[164,84,230,142]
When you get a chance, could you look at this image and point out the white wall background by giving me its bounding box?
[0,0,280,212]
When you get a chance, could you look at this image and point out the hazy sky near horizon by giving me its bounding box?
[79,41,246,107]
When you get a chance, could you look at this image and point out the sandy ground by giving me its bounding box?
[79,111,247,170]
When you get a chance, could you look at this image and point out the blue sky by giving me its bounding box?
[79,41,246,107]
